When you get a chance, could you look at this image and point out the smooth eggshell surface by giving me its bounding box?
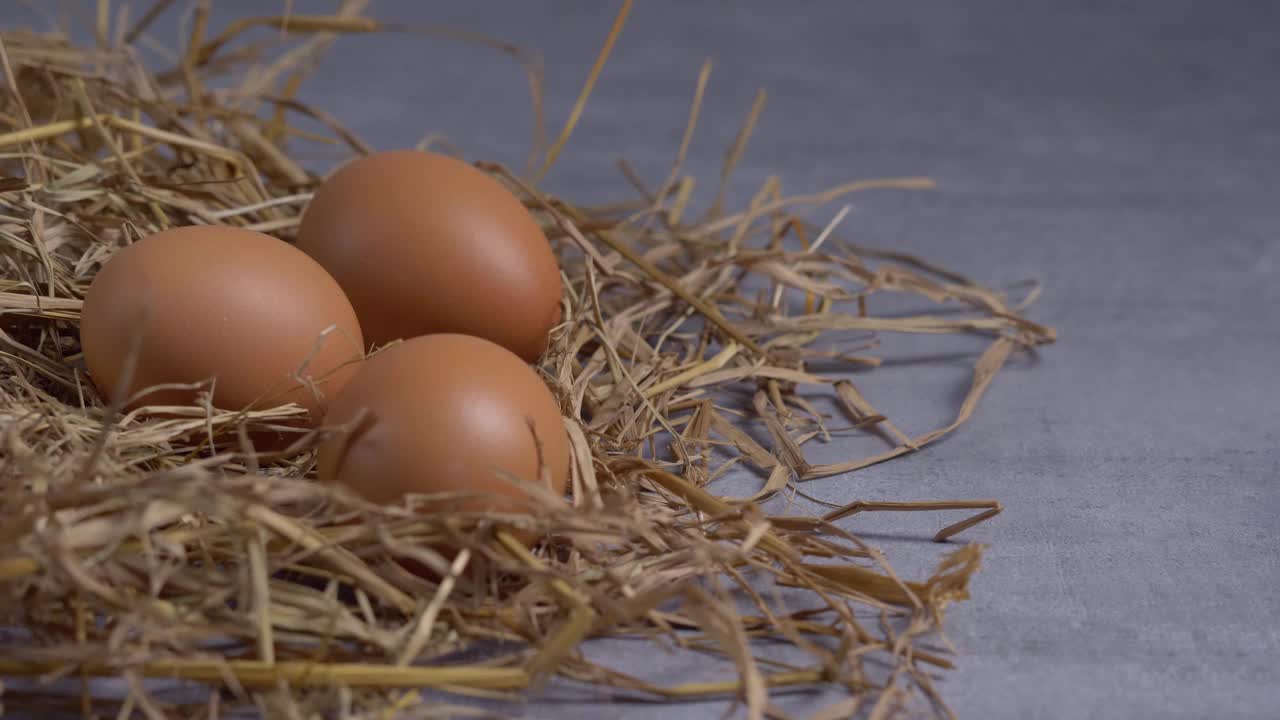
[318,334,569,515]
[79,226,364,419]
[296,150,562,361]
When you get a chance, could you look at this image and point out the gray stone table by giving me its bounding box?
[6,2,1279,718]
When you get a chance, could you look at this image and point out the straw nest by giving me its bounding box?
[0,3,1055,719]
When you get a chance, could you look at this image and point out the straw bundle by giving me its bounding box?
[0,3,1054,718]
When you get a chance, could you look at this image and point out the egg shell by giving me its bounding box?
[79,225,365,419]
[318,334,570,518]
[296,150,562,361]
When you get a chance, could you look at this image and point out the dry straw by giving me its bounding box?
[0,2,1054,718]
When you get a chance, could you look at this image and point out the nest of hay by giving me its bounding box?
[0,4,1054,718]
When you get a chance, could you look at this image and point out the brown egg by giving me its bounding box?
[296,150,562,361]
[318,334,569,520]
[80,226,365,419]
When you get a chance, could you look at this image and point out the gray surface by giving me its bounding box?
[11,1,1280,718]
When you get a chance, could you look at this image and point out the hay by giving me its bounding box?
[0,4,1055,719]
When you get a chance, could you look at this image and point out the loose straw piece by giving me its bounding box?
[533,0,633,182]
[0,659,530,690]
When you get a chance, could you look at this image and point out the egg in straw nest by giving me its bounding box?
[0,4,1054,719]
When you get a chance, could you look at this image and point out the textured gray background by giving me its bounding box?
[8,1,1280,718]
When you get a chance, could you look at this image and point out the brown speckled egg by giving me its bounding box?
[296,150,562,361]
[79,226,364,419]
[318,334,569,518]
